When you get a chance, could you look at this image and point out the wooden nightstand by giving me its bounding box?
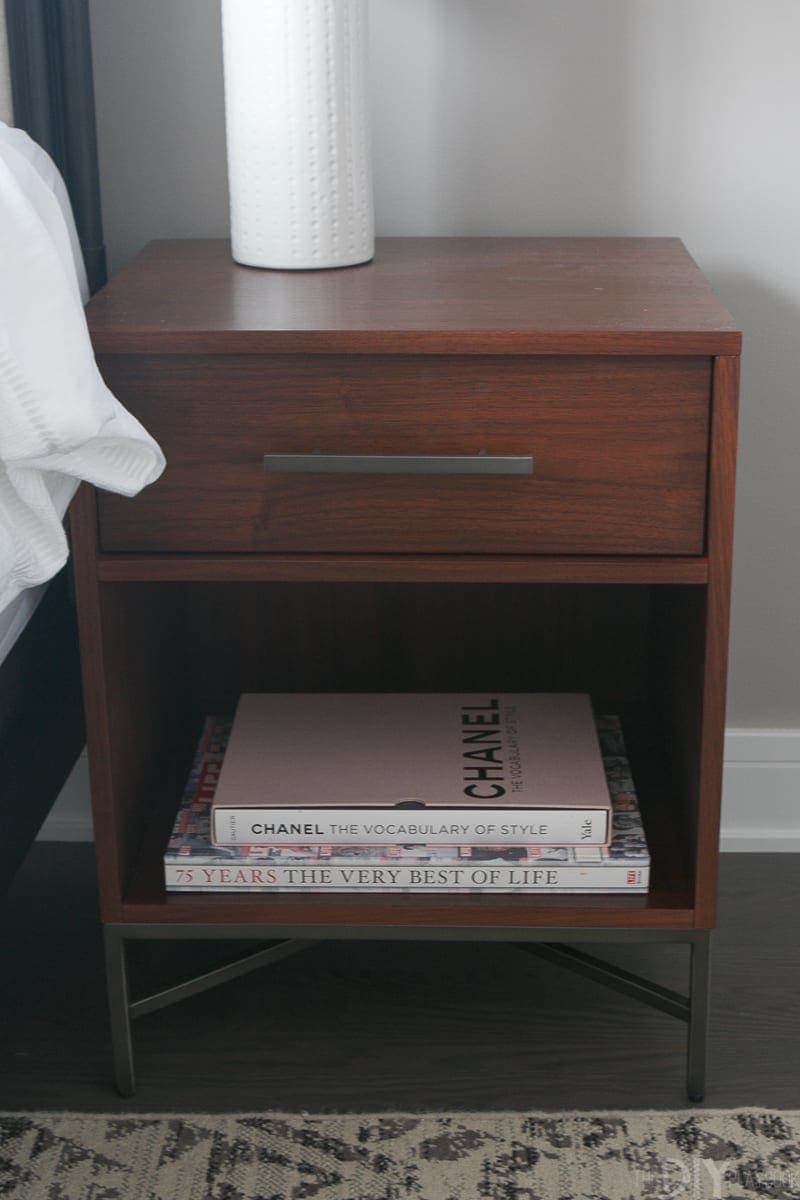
[73,237,740,1098]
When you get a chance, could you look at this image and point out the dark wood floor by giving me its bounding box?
[0,847,797,1111]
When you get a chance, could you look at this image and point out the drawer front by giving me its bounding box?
[97,354,710,555]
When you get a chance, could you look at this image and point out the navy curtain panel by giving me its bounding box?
[6,0,107,292]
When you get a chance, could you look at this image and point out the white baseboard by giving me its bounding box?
[38,730,800,850]
[720,728,800,851]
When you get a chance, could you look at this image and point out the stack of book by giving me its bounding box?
[163,693,650,894]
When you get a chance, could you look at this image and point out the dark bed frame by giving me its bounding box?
[1,0,106,895]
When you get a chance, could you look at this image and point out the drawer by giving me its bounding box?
[97,354,711,555]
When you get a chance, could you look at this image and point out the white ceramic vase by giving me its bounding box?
[221,0,374,270]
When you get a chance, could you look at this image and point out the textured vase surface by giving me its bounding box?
[221,0,373,270]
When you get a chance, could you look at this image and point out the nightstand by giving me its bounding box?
[73,237,741,1097]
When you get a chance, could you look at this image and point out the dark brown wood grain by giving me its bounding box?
[71,488,194,922]
[648,359,740,929]
[86,238,741,356]
[96,354,711,556]
[68,238,741,944]
[692,356,740,925]
[70,485,125,920]
[176,582,651,710]
[649,584,705,909]
[95,555,710,585]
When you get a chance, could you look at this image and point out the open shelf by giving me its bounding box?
[83,579,703,931]
[119,701,693,930]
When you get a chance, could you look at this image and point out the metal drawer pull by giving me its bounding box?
[263,452,533,476]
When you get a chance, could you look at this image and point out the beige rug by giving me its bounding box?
[1,1109,799,1199]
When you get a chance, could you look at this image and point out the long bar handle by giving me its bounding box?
[263,452,533,476]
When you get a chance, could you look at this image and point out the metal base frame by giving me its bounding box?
[103,924,711,1101]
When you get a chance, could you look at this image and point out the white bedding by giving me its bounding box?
[0,122,164,617]
[0,581,47,667]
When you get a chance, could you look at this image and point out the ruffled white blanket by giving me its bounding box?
[0,122,164,614]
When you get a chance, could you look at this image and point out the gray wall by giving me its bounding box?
[89,0,800,728]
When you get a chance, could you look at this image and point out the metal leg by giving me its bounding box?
[101,929,316,1093]
[515,942,690,1022]
[514,933,712,1102]
[129,939,317,1020]
[687,931,712,1103]
[104,925,135,1097]
[100,924,712,1100]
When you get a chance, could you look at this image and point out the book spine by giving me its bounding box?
[165,862,647,892]
[211,807,609,847]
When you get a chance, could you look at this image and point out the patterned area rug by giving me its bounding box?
[1,1109,799,1199]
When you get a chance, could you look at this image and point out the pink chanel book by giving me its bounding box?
[210,693,612,847]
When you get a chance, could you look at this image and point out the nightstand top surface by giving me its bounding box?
[87,237,740,356]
